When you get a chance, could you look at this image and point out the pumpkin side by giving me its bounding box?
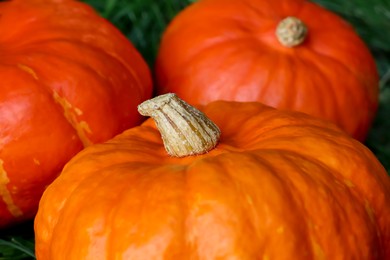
[0,0,152,227]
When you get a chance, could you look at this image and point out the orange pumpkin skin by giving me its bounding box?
[34,101,390,259]
[155,0,379,141]
[0,0,152,227]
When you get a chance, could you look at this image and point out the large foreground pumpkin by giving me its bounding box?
[35,94,390,259]
[155,0,379,141]
[0,0,152,227]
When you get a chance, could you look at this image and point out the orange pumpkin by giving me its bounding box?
[35,94,390,259]
[0,0,152,227]
[155,0,379,141]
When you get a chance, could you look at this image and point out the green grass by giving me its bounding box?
[1,0,389,258]
[85,0,194,65]
[0,222,35,259]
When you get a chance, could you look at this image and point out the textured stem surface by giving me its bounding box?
[138,93,221,157]
[276,16,308,47]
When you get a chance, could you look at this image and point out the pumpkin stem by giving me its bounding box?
[137,93,221,157]
[275,16,307,47]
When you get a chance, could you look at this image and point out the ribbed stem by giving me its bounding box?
[138,93,221,157]
[276,16,307,47]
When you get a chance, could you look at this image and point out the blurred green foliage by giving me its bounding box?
[0,221,35,259]
[84,0,194,65]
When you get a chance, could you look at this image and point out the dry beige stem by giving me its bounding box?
[276,16,308,47]
[138,93,221,157]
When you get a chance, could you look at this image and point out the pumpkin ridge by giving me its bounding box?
[249,134,387,228]
[290,55,340,121]
[105,164,188,258]
[29,73,97,149]
[305,50,375,139]
[48,166,122,258]
[27,37,148,92]
[249,55,278,101]
[161,36,259,88]
[239,0,279,19]
[65,39,150,99]
[310,45,377,102]
[16,41,143,147]
[274,55,297,108]
[179,41,274,103]
[18,36,150,105]
[184,151,317,258]
[254,152,322,258]
[227,52,268,100]
[9,50,101,148]
[255,150,380,258]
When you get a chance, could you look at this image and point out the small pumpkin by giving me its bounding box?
[155,0,379,141]
[0,0,152,227]
[35,94,390,259]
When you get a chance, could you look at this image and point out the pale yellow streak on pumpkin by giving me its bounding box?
[344,179,355,188]
[74,107,83,116]
[18,65,92,147]
[365,200,375,224]
[276,226,284,234]
[262,255,270,260]
[0,160,23,217]
[17,64,39,80]
[53,91,93,147]
[311,240,325,260]
[245,195,253,206]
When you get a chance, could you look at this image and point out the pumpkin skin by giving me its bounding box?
[155,0,379,141]
[34,100,390,259]
[0,0,152,227]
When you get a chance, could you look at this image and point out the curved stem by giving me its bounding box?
[138,93,221,157]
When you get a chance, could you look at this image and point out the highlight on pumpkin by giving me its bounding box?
[137,93,221,157]
[276,16,308,47]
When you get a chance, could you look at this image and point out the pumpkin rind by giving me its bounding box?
[155,0,379,141]
[0,0,152,227]
[34,100,390,259]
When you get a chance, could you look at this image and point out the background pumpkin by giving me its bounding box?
[0,0,152,228]
[155,0,379,142]
[34,95,390,259]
